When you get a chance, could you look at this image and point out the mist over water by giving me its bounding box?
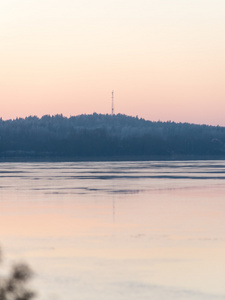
[0,161,225,300]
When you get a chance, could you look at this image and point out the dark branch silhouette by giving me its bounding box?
[0,250,36,300]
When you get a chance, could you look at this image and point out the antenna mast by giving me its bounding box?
[112,90,114,115]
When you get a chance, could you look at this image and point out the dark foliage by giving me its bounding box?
[0,113,225,159]
[0,250,36,300]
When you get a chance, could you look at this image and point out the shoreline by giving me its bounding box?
[0,154,224,163]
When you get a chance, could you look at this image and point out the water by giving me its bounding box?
[0,161,225,300]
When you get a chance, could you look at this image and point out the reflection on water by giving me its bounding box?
[0,161,225,300]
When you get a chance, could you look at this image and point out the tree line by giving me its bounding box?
[0,113,225,159]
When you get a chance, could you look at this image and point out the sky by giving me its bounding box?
[1,0,225,125]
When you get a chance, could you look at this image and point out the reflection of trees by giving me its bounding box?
[0,249,36,300]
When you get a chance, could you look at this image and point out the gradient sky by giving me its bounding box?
[1,0,225,125]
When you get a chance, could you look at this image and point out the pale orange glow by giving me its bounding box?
[1,1,225,125]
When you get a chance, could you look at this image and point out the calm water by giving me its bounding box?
[0,161,225,300]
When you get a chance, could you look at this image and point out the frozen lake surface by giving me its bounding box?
[0,161,225,300]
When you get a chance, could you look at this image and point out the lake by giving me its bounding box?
[0,161,225,300]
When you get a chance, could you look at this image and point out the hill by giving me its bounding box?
[0,113,225,160]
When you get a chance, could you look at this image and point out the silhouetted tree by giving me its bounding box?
[0,249,36,300]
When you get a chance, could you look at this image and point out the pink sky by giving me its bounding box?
[1,0,225,125]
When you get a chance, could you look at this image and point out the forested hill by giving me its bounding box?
[0,113,225,160]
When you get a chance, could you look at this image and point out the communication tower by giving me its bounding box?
[112,90,114,115]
